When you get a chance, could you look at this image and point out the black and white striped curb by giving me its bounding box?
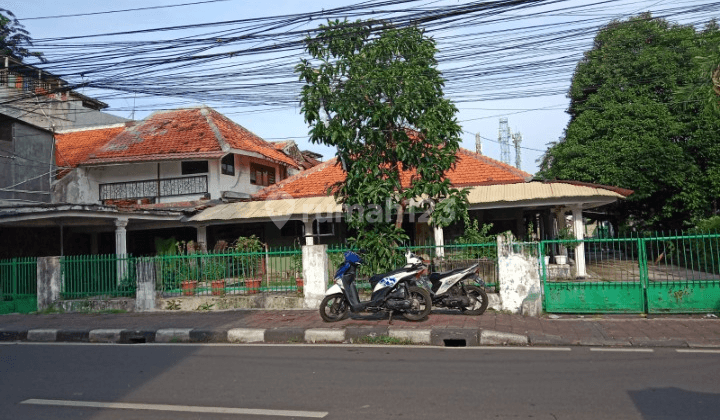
[0,327,530,346]
[2,328,711,347]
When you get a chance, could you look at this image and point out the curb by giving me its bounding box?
[0,327,713,348]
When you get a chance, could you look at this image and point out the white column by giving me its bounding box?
[571,206,587,278]
[433,225,445,258]
[196,225,208,252]
[304,218,315,246]
[115,218,129,283]
[302,244,328,309]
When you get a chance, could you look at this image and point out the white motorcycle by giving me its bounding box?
[319,250,433,323]
[419,262,489,315]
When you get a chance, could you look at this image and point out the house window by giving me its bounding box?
[250,163,276,186]
[0,120,11,142]
[221,154,235,176]
[181,160,208,175]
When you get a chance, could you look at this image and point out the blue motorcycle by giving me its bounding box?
[319,250,433,322]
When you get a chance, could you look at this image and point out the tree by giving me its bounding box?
[539,14,720,230]
[0,8,44,63]
[296,20,467,269]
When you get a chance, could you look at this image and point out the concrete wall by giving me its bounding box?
[0,120,54,204]
[0,85,126,132]
[497,234,541,315]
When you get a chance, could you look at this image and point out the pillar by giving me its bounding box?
[302,244,328,309]
[571,206,587,278]
[434,225,445,258]
[135,259,156,312]
[37,256,61,311]
[304,218,315,246]
[553,207,566,256]
[196,225,208,252]
[115,218,129,283]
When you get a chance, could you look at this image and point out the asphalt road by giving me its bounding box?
[1,343,719,420]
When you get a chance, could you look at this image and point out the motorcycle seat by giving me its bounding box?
[429,267,472,283]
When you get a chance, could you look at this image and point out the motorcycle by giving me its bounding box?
[419,263,489,315]
[319,250,433,323]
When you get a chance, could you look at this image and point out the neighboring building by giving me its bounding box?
[0,55,127,206]
[54,106,304,206]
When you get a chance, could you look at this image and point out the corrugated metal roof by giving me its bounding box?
[189,196,341,222]
[190,181,627,222]
[466,182,625,205]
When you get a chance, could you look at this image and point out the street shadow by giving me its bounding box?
[629,387,720,420]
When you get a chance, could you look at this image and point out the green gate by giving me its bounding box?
[541,234,720,314]
[0,257,37,314]
[541,238,646,313]
[642,233,720,313]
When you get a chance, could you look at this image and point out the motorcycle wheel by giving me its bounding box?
[402,286,432,321]
[461,285,489,315]
[319,293,350,322]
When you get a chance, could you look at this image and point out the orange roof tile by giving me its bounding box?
[54,106,298,168]
[55,125,125,175]
[254,148,532,200]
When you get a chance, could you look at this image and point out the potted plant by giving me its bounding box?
[178,260,198,296]
[207,257,227,296]
[234,235,265,294]
[555,227,576,265]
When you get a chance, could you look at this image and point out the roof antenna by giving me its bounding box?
[129,92,136,120]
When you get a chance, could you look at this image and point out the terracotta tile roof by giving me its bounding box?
[254,148,533,200]
[204,109,298,167]
[54,106,298,168]
[55,125,125,168]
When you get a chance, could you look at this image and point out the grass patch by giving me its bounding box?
[355,335,414,345]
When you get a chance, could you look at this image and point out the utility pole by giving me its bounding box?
[475,133,482,155]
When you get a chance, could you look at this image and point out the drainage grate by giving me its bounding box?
[443,339,467,347]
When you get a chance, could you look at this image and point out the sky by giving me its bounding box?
[6,0,720,174]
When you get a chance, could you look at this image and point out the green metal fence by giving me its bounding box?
[326,242,497,291]
[155,247,303,297]
[541,232,720,314]
[61,254,137,299]
[0,257,37,314]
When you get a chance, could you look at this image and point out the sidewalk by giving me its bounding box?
[1,310,719,347]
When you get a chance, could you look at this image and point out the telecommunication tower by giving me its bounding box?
[498,118,511,165]
[512,131,522,170]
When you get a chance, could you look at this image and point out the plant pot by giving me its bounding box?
[181,280,198,296]
[296,277,303,292]
[211,279,226,296]
[245,278,262,294]
[544,256,551,266]
[554,255,567,265]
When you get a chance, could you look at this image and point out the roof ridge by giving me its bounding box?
[200,107,229,152]
[55,123,127,134]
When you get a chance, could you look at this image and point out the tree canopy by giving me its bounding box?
[539,14,720,230]
[0,8,44,63]
[296,20,466,266]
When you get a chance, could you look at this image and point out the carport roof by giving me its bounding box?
[189,181,630,222]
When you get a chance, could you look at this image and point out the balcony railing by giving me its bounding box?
[99,175,208,201]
